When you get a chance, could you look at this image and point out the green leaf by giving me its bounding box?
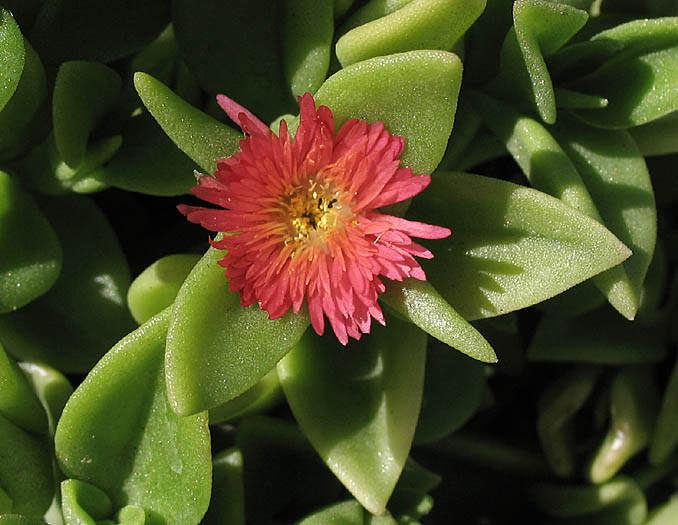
[61,479,113,524]
[587,367,659,483]
[297,500,365,524]
[649,356,678,464]
[570,18,678,128]
[55,309,212,524]
[0,413,52,517]
[165,245,309,415]
[30,0,170,67]
[127,253,201,324]
[171,0,296,122]
[134,72,242,173]
[0,342,46,434]
[0,196,135,372]
[490,0,588,123]
[19,361,73,437]
[282,0,333,96]
[0,170,62,313]
[473,93,644,319]
[278,317,426,515]
[629,111,678,156]
[202,448,245,525]
[335,0,486,68]
[0,9,24,113]
[552,113,657,318]
[314,50,463,175]
[414,340,487,444]
[208,368,282,424]
[98,112,199,196]
[52,61,122,169]
[410,172,631,320]
[381,278,496,362]
[527,308,666,364]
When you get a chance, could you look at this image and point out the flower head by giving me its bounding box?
[179,93,450,345]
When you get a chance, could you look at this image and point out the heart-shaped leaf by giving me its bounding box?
[0,195,135,372]
[165,246,309,415]
[0,9,24,113]
[0,170,62,313]
[335,0,486,68]
[52,61,122,168]
[278,316,426,514]
[314,50,462,175]
[55,309,211,524]
[410,172,631,320]
[381,278,496,362]
[134,72,242,173]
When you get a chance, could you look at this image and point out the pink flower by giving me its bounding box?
[179,93,450,345]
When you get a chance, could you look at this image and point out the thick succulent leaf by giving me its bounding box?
[491,0,588,123]
[18,361,73,437]
[552,114,657,317]
[0,9,24,113]
[202,448,246,525]
[208,368,282,424]
[127,253,201,324]
[0,196,135,372]
[282,0,333,96]
[649,357,678,464]
[166,246,309,416]
[410,172,631,320]
[335,0,486,68]
[60,479,113,524]
[30,0,170,67]
[52,61,122,169]
[134,72,242,173]
[414,340,487,444]
[297,500,365,524]
[339,0,414,33]
[0,39,47,161]
[381,278,496,362]
[536,279,606,317]
[0,342,46,434]
[528,308,666,364]
[278,317,426,515]
[0,414,52,517]
[570,19,678,128]
[0,171,62,313]
[171,0,296,122]
[55,309,212,524]
[315,50,462,175]
[587,367,658,483]
[629,111,678,156]
[474,94,642,319]
[98,113,198,196]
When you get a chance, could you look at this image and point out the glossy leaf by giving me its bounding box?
[55,309,211,524]
[282,0,333,96]
[649,356,678,464]
[171,0,296,122]
[61,479,113,524]
[203,448,245,525]
[134,72,242,173]
[528,308,666,364]
[166,245,309,415]
[410,172,631,320]
[335,0,486,68]
[0,196,135,372]
[414,340,487,444]
[30,0,170,67]
[98,112,199,196]
[552,113,657,318]
[587,366,659,483]
[473,94,640,319]
[571,19,678,128]
[127,253,201,324]
[19,361,73,437]
[0,342,45,434]
[278,317,426,514]
[0,170,62,313]
[52,61,122,168]
[491,0,588,123]
[381,278,496,362]
[315,50,462,175]
[0,413,52,517]
[0,9,24,112]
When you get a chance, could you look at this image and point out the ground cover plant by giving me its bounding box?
[1,0,677,523]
